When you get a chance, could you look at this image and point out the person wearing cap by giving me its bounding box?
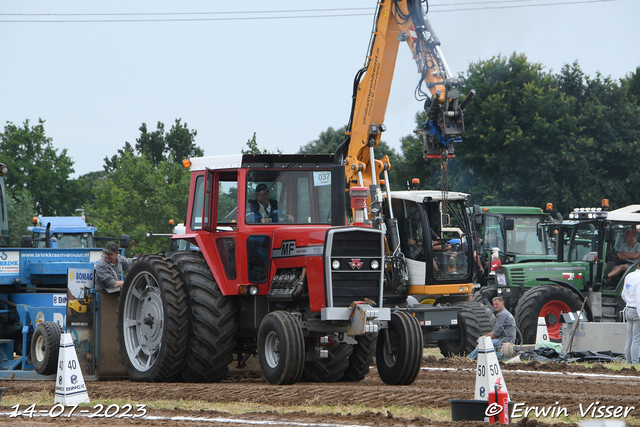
[246,183,293,223]
[622,267,640,364]
[95,241,133,290]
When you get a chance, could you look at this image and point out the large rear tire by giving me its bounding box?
[438,302,495,357]
[117,254,190,382]
[376,311,422,385]
[31,321,62,375]
[301,341,352,382]
[258,311,305,385]
[515,284,583,343]
[168,251,238,382]
[343,333,377,382]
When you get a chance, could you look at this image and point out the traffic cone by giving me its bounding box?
[474,336,510,401]
[536,316,550,345]
[54,333,90,405]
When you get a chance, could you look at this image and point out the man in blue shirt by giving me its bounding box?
[468,296,516,360]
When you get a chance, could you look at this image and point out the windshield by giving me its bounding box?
[33,232,95,248]
[506,216,552,255]
[245,170,332,225]
[480,215,552,256]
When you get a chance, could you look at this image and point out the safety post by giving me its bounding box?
[474,336,510,401]
[54,333,90,405]
[536,316,550,345]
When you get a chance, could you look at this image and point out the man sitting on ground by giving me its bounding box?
[468,296,516,360]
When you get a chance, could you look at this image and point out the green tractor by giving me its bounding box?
[472,206,555,285]
[474,205,639,343]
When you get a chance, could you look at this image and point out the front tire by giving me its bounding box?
[117,254,190,382]
[258,311,305,385]
[376,311,422,385]
[31,321,62,375]
[515,284,583,343]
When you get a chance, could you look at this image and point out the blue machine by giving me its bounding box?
[28,216,98,249]
[0,247,102,378]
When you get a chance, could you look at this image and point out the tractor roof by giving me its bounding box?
[479,206,545,215]
[189,154,335,171]
[28,216,97,234]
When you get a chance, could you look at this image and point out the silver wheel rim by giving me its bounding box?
[34,333,46,363]
[123,270,164,372]
[264,330,280,369]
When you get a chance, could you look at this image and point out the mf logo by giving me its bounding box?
[280,240,296,256]
[349,259,363,269]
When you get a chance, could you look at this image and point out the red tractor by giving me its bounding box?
[117,153,423,385]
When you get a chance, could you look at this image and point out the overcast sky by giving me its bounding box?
[1,0,638,178]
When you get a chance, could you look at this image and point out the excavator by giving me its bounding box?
[332,0,490,355]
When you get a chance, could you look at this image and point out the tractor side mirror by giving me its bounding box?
[473,205,483,225]
[120,235,130,249]
[21,235,33,248]
[505,218,515,231]
[604,226,615,243]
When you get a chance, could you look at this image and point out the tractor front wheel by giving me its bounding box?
[258,311,305,385]
[376,311,422,385]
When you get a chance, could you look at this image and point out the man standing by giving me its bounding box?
[95,241,133,290]
[468,296,516,360]
[622,268,640,364]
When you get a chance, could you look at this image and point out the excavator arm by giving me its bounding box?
[335,0,474,229]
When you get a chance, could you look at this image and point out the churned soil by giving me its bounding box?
[1,356,638,426]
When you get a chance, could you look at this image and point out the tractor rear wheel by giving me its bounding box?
[376,311,422,385]
[438,302,495,357]
[301,341,352,382]
[515,284,583,343]
[343,333,377,382]
[31,321,62,375]
[168,251,238,382]
[117,254,190,382]
[258,311,305,385]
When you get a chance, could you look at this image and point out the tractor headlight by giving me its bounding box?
[370,260,379,270]
[332,260,341,270]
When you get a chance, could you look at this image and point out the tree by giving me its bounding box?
[241,132,281,154]
[86,153,191,256]
[0,119,79,215]
[242,132,266,154]
[6,187,35,247]
[108,119,203,169]
[298,125,401,178]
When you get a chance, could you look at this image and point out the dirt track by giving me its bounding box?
[1,357,639,426]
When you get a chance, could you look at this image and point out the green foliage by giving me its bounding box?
[298,126,347,154]
[6,187,35,247]
[622,65,640,105]
[241,132,281,154]
[298,125,401,178]
[86,153,191,256]
[106,119,202,170]
[0,119,80,215]
[430,53,640,213]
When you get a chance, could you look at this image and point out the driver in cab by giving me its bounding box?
[247,183,293,223]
